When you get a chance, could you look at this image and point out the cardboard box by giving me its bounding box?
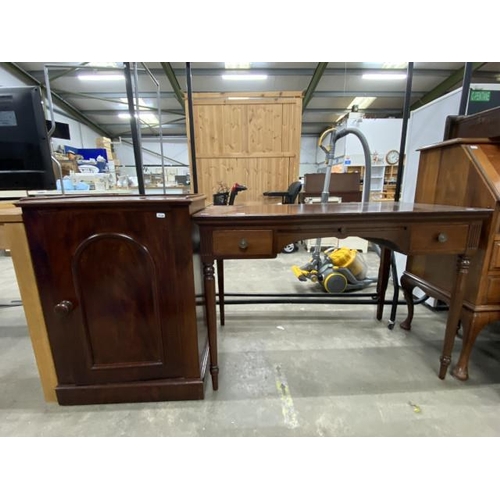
[96,136,112,147]
[59,159,78,176]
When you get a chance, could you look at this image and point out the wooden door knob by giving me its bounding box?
[54,300,73,316]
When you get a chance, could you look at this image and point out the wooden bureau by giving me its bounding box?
[401,139,500,381]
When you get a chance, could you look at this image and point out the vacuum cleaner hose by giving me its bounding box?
[334,127,372,203]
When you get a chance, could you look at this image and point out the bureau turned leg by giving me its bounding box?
[400,272,417,331]
[453,311,493,381]
[203,261,219,390]
[439,255,471,379]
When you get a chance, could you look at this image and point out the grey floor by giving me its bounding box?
[1,245,500,437]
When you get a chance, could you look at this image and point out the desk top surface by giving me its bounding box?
[193,201,492,223]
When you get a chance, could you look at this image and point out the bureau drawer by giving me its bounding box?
[489,240,500,270]
[485,276,500,303]
[212,230,273,257]
[410,224,469,254]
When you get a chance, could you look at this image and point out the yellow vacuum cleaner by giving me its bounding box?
[291,125,378,293]
[292,247,376,293]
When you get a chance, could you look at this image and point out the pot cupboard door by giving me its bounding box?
[24,207,189,385]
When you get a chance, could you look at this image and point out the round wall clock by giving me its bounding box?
[385,149,400,166]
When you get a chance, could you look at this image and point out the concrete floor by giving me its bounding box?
[1,245,500,437]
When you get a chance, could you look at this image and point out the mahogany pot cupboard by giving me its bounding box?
[18,194,209,405]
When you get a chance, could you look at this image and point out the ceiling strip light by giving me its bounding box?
[225,62,252,69]
[118,112,158,123]
[78,74,124,81]
[222,74,268,81]
[346,96,377,110]
[362,73,406,81]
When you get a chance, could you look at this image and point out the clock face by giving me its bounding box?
[386,149,399,165]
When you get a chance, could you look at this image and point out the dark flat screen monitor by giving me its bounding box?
[0,86,56,190]
[175,174,188,186]
[45,119,71,140]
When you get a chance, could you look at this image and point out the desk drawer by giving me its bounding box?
[410,224,468,254]
[212,230,273,257]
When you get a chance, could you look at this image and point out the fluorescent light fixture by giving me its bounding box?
[78,74,124,81]
[138,113,158,123]
[119,97,150,110]
[118,98,158,125]
[118,111,158,126]
[382,62,407,69]
[362,73,406,81]
[118,112,157,119]
[346,96,377,110]
[222,74,268,81]
[225,62,251,69]
[88,62,122,68]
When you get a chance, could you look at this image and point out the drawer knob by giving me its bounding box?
[437,233,448,243]
[54,300,73,316]
[239,238,248,250]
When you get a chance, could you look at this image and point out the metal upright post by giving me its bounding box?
[459,62,474,116]
[186,62,198,194]
[124,62,145,195]
[389,62,413,329]
[44,65,65,194]
[394,62,414,203]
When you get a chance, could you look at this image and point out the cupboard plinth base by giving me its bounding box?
[56,377,207,406]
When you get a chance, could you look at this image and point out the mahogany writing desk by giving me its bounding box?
[193,201,492,391]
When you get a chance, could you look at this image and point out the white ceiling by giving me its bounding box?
[4,62,500,138]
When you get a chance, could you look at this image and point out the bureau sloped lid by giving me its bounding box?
[467,143,500,200]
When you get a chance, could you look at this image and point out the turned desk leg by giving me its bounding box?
[439,255,470,380]
[216,259,225,326]
[376,247,391,321]
[203,261,219,390]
